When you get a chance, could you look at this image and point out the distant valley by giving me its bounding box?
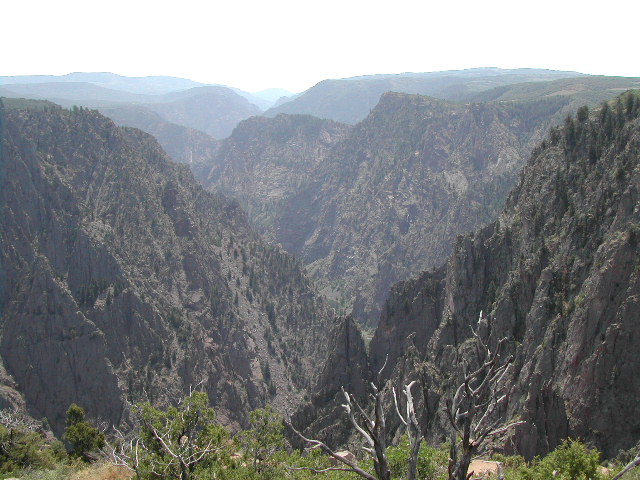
[199,72,640,326]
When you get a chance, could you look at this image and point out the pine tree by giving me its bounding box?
[63,404,105,461]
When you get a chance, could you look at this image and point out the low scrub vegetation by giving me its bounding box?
[1,398,638,480]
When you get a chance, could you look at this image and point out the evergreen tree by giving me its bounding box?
[107,391,228,480]
[63,404,105,461]
[238,405,286,476]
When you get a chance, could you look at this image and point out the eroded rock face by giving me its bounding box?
[203,93,572,327]
[202,114,352,242]
[369,95,640,458]
[290,315,370,448]
[0,102,335,435]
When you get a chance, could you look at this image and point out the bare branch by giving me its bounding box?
[393,387,408,427]
[404,381,420,429]
[342,387,374,447]
[611,450,640,480]
[350,390,374,431]
[378,354,389,378]
[486,421,526,437]
[288,422,377,480]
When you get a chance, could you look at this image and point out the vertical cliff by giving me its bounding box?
[368,92,640,458]
[0,100,335,435]
[290,315,370,448]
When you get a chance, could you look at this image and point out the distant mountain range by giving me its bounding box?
[0,73,291,140]
[0,72,204,95]
[0,68,597,141]
[0,78,264,140]
[5,68,637,143]
[264,68,589,124]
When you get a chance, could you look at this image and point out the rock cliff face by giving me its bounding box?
[290,315,370,448]
[203,93,572,325]
[0,100,334,435]
[368,92,640,458]
[203,114,352,240]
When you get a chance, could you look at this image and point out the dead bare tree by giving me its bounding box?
[103,426,144,480]
[0,408,40,432]
[611,449,640,480]
[290,357,398,480]
[288,423,379,480]
[290,384,392,480]
[393,381,423,480]
[291,354,430,480]
[347,382,392,480]
[445,312,525,480]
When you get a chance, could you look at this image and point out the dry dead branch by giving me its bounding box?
[445,312,525,480]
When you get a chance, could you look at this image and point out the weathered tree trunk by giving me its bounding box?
[372,389,391,480]
[407,433,421,480]
[180,460,190,480]
[454,450,473,480]
[395,381,422,480]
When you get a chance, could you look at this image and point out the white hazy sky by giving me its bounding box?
[3,0,638,93]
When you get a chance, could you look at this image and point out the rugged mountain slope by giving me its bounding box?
[0,100,335,436]
[204,93,572,325]
[368,92,640,458]
[203,114,353,239]
[97,104,219,177]
[142,86,263,139]
[0,83,262,140]
[264,68,583,124]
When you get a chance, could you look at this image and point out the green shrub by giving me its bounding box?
[504,439,604,480]
[0,424,67,474]
[13,463,78,480]
[385,436,448,480]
